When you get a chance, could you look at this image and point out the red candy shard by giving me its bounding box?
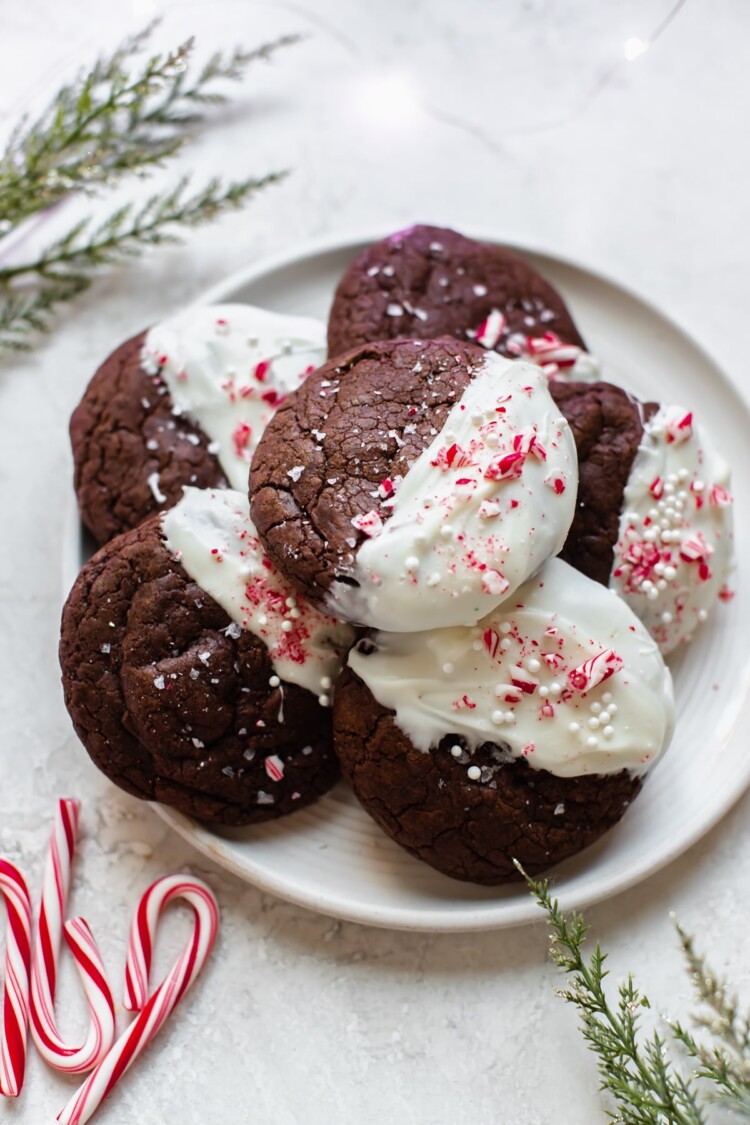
[264,755,285,782]
[567,649,623,694]
[232,421,252,458]
[509,665,538,694]
[481,570,509,596]
[483,628,501,660]
[679,531,713,565]
[709,484,732,508]
[475,309,506,349]
[351,510,384,538]
[665,411,693,444]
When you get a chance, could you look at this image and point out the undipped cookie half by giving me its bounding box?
[71,305,326,544]
[335,559,675,884]
[60,489,353,825]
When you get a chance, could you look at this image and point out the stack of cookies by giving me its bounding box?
[60,226,734,884]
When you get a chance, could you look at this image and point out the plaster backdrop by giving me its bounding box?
[0,1,748,1121]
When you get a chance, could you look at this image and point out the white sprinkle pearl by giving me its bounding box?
[602,726,614,739]
[591,701,602,714]
[588,717,600,730]
[526,658,541,673]
[504,711,515,724]
[492,710,505,724]
[587,736,599,748]
[599,710,611,724]
[258,614,268,626]
[269,676,280,688]
[405,556,420,571]
[289,608,302,619]
[320,676,332,690]
[318,694,330,707]
[440,525,453,540]
[608,703,618,715]
[538,686,549,698]
[467,766,481,781]
[442,662,454,675]
[602,692,612,703]
[500,622,512,634]
[285,596,297,608]
[568,722,580,734]
[450,745,462,758]
[661,611,673,624]
[281,620,293,633]
[500,638,512,650]
[550,682,561,696]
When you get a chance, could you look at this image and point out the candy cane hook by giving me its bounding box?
[30,799,115,1073]
[58,875,219,1125]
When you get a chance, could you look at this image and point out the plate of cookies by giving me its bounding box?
[60,225,750,930]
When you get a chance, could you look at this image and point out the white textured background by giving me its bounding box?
[1,1,749,1121]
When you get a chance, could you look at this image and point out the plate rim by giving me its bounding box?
[139,226,750,931]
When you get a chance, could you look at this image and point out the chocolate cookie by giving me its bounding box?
[327,225,586,358]
[334,559,674,885]
[71,331,226,545]
[550,380,657,585]
[71,305,327,545]
[60,506,350,825]
[250,339,577,631]
[335,667,640,884]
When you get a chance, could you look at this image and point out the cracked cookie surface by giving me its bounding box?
[59,516,338,825]
[71,331,227,545]
[334,666,640,885]
[327,225,586,358]
[249,337,486,606]
[252,341,655,610]
[550,380,658,585]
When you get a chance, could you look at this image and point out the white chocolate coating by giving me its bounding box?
[347,558,674,778]
[610,405,734,654]
[505,328,601,383]
[162,488,354,700]
[142,304,326,491]
[328,355,578,632]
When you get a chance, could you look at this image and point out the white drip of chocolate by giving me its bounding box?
[348,558,675,778]
[141,304,326,491]
[162,488,354,701]
[327,355,578,632]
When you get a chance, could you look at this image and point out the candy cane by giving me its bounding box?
[30,799,115,1073]
[0,860,32,1098]
[58,876,219,1125]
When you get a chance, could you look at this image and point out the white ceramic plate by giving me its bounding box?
[73,230,750,931]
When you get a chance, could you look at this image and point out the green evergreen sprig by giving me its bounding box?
[0,22,297,351]
[521,863,750,1123]
[670,922,750,1116]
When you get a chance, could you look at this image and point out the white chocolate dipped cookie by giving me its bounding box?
[250,338,578,632]
[610,405,734,653]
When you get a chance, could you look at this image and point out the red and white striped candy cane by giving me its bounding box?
[30,799,115,1073]
[58,876,219,1125]
[0,859,32,1098]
